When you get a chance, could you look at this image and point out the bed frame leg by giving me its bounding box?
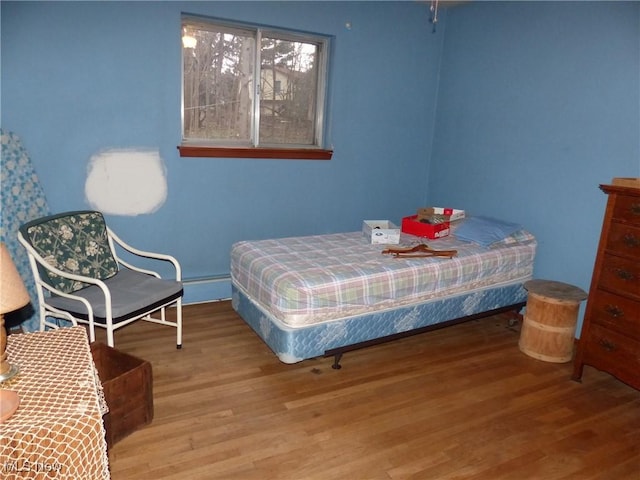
[332,353,343,370]
[507,309,523,327]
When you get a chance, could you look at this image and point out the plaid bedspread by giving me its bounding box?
[230,230,536,327]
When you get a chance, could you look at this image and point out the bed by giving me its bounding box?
[230,216,537,368]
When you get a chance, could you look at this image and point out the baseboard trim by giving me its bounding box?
[183,275,231,304]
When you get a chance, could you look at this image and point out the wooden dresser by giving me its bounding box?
[572,181,640,390]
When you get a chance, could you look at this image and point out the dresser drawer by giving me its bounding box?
[612,194,640,225]
[606,222,640,258]
[588,290,640,341]
[598,253,640,300]
[582,324,640,388]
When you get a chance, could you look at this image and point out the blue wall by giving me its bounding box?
[2,2,639,334]
[430,1,639,332]
[1,1,443,302]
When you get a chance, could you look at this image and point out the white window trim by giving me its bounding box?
[180,15,333,159]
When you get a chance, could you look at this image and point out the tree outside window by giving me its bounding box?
[182,16,330,153]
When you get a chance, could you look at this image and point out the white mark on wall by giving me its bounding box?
[85,148,167,216]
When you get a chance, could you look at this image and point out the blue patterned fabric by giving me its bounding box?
[20,211,119,294]
[1,129,51,332]
[232,281,529,364]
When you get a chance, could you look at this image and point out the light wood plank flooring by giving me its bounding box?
[97,301,639,479]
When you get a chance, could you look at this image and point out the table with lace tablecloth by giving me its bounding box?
[0,326,110,479]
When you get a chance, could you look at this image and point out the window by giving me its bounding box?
[180,15,332,159]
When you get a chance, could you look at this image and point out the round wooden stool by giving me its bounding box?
[519,279,588,363]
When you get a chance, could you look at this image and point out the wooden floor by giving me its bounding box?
[98,301,639,480]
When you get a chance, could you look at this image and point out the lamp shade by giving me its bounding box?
[0,243,30,314]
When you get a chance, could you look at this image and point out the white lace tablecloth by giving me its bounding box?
[0,326,110,479]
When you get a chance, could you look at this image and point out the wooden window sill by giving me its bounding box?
[178,145,333,160]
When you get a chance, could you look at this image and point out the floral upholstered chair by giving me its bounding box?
[18,210,183,348]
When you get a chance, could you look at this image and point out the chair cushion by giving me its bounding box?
[21,211,119,293]
[45,268,183,323]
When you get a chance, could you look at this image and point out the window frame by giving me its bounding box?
[179,15,333,160]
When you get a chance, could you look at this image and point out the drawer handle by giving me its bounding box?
[614,268,635,281]
[623,234,640,248]
[598,338,617,352]
[604,304,624,318]
[631,203,640,216]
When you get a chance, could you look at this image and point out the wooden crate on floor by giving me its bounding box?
[90,342,153,448]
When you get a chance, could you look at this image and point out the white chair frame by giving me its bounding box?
[18,226,183,348]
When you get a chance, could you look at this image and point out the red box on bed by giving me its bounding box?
[401,215,450,239]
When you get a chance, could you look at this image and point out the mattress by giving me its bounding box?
[230,228,537,328]
[232,280,530,364]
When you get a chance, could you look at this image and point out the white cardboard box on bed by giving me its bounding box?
[362,220,401,244]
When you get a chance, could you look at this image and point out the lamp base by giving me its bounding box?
[0,389,20,423]
[0,362,19,382]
